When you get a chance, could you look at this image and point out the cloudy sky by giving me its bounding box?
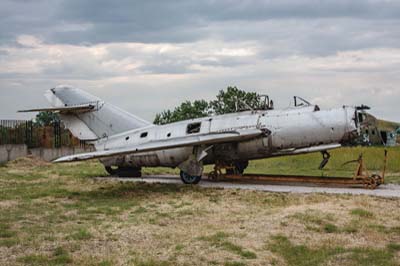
[1,0,399,122]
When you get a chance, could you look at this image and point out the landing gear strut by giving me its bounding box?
[318,150,330,170]
[105,166,142,177]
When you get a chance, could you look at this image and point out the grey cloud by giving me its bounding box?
[138,61,195,74]
[50,1,400,45]
[0,50,8,57]
[2,0,400,45]
[1,0,400,122]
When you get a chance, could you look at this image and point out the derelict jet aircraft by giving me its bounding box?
[20,85,362,184]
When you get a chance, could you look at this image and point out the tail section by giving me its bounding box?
[45,85,151,140]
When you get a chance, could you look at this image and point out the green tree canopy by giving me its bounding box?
[210,86,261,115]
[153,86,263,125]
[34,111,60,126]
[153,100,209,125]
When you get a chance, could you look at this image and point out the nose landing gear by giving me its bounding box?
[318,150,331,170]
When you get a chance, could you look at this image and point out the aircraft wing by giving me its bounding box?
[53,128,266,163]
[18,103,96,114]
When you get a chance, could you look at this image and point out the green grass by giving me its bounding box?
[0,223,17,238]
[0,223,19,247]
[290,210,338,233]
[199,232,257,259]
[0,238,19,247]
[268,235,342,266]
[244,146,400,183]
[323,223,338,233]
[69,228,92,240]
[18,247,72,265]
[224,262,246,266]
[268,235,398,266]
[387,243,400,252]
[350,208,374,218]
[368,224,400,235]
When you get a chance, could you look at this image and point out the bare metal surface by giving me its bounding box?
[95,175,400,198]
[49,85,151,139]
[23,86,362,178]
[53,129,263,162]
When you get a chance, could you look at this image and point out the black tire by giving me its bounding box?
[180,170,202,184]
[105,166,118,175]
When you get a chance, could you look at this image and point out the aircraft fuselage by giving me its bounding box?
[98,105,358,168]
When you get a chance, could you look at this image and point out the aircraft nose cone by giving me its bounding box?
[342,107,359,144]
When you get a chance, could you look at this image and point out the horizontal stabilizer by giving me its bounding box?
[54,129,265,163]
[18,103,97,114]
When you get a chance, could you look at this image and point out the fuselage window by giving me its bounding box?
[187,122,201,134]
[167,132,171,137]
[140,132,148,138]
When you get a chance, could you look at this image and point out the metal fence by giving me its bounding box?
[0,119,86,148]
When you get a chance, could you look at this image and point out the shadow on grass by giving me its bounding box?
[72,182,200,200]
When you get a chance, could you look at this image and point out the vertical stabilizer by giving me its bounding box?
[46,85,151,140]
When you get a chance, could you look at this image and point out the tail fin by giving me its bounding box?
[45,85,151,140]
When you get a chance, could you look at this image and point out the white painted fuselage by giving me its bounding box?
[98,105,358,168]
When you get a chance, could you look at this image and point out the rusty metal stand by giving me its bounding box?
[207,151,388,190]
[208,160,235,181]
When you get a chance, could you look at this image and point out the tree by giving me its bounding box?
[34,111,60,126]
[154,100,209,125]
[153,86,263,125]
[210,86,261,115]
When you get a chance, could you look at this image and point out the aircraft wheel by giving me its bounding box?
[180,171,202,184]
[105,166,118,175]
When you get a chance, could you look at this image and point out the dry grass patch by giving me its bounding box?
[1,158,400,265]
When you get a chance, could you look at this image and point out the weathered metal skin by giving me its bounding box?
[97,105,358,168]
[22,86,360,178]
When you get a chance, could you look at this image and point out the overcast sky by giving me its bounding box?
[0,0,399,122]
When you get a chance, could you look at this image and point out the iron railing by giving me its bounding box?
[0,119,86,148]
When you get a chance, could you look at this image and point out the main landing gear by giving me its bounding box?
[105,166,142,177]
[179,171,202,184]
[180,160,249,184]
